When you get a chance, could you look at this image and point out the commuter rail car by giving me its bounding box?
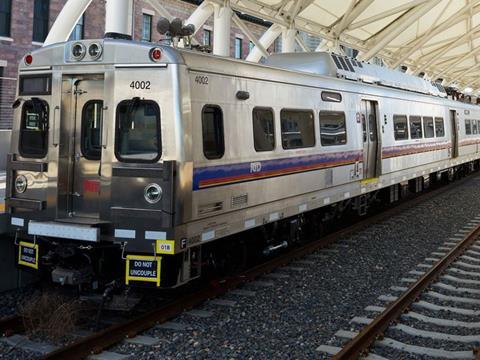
[7,38,480,289]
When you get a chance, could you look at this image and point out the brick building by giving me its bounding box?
[0,0,272,129]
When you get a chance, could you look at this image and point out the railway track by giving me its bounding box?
[318,217,480,359]
[0,175,477,359]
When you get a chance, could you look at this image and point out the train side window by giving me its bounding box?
[252,107,275,152]
[319,111,347,146]
[393,115,408,140]
[19,99,49,158]
[466,120,472,135]
[81,100,103,160]
[435,117,445,137]
[473,120,478,135]
[409,116,423,139]
[280,109,315,149]
[321,91,342,103]
[115,99,161,163]
[202,105,225,159]
[423,117,434,138]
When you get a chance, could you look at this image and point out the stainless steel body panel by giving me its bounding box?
[6,39,480,260]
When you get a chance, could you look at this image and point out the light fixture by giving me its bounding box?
[15,175,28,194]
[144,183,162,204]
[72,42,86,61]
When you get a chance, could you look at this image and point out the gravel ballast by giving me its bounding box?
[4,175,480,359]
[107,174,480,359]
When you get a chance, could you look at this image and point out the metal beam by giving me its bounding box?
[44,0,92,45]
[232,13,269,57]
[246,24,282,62]
[358,0,442,62]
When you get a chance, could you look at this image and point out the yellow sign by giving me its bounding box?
[156,240,175,255]
[125,255,161,286]
[18,241,39,270]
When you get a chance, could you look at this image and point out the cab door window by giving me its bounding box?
[115,99,161,163]
[81,100,103,160]
[19,99,49,158]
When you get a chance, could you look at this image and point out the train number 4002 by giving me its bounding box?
[130,81,151,90]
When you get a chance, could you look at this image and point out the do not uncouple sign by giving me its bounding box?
[125,255,161,286]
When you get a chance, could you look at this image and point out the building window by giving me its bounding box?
[249,41,255,53]
[202,105,225,159]
[142,14,152,42]
[0,0,12,37]
[235,37,242,59]
[203,29,212,47]
[69,14,84,41]
[33,0,50,43]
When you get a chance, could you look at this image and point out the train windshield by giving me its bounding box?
[19,99,49,158]
[115,99,161,163]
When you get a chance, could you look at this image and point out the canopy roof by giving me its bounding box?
[215,0,480,91]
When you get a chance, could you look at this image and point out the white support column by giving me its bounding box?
[186,1,215,36]
[105,0,133,39]
[44,0,92,46]
[246,24,282,63]
[282,28,296,53]
[213,3,233,56]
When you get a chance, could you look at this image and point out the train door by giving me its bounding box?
[69,78,104,219]
[450,110,458,158]
[361,100,379,178]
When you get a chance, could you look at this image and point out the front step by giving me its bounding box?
[28,220,102,242]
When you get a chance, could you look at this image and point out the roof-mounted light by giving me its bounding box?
[24,54,33,66]
[88,42,103,60]
[150,47,162,62]
[72,42,86,61]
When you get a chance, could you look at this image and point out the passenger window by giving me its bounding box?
[252,107,275,152]
[115,99,161,163]
[19,99,49,158]
[466,120,472,135]
[435,117,445,137]
[473,120,478,135]
[393,115,408,140]
[423,117,434,138]
[319,111,347,146]
[280,109,315,149]
[81,100,103,160]
[321,91,342,103]
[202,105,225,159]
[409,116,423,139]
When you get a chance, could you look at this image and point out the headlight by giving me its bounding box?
[88,42,103,60]
[144,183,162,204]
[72,42,86,60]
[15,175,28,194]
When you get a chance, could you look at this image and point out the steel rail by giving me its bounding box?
[39,176,474,360]
[333,221,480,359]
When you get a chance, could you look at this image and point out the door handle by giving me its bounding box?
[101,106,108,149]
[52,106,60,146]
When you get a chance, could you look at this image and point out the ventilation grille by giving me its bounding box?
[198,201,223,215]
[231,194,248,208]
[332,54,356,73]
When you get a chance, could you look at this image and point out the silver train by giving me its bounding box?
[7,38,480,289]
